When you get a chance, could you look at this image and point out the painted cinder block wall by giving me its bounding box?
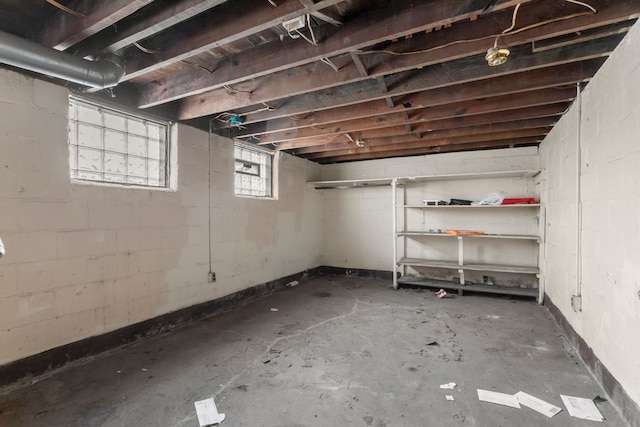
[539,21,640,408]
[319,147,540,272]
[0,68,323,365]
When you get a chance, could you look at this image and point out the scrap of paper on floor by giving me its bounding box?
[477,389,521,409]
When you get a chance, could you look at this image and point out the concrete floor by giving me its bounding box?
[0,276,628,426]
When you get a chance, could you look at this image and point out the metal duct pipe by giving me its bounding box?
[0,30,124,89]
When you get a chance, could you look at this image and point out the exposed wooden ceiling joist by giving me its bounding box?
[121,0,347,82]
[4,0,638,164]
[72,0,231,57]
[304,128,550,160]
[293,117,560,155]
[139,0,538,108]
[145,0,638,114]
[252,88,574,146]
[277,104,568,151]
[315,137,543,163]
[210,56,606,127]
[39,0,155,51]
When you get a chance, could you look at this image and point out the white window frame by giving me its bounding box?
[68,96,173,189]
[234,141,278,199]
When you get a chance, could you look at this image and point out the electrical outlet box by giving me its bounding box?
[208,272,216,283]
[283,15,306,33]
[571,294,582,312]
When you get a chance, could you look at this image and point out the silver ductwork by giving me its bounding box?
[0,30,124,89]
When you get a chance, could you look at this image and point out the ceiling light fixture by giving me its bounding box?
[346,133,365,147]
[485,45,510,66]
[486,3,520,67]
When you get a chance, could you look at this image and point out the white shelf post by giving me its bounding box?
[457,236,465,285]
[392,178,398,289]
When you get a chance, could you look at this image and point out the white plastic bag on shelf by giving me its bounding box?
[473,191,507,206]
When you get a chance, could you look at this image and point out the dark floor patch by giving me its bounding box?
[313,292,331,298]
[363,415,374,425]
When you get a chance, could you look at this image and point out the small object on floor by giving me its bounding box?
[561,394,604,422]
[435,289,447,299]
[440,382,456,389]
[427,341,439,346]
[477,389,521,409]
[515,391,562,418]
[270,308,279,312]
[445,395,455,401]
[286,280,299,287]
[195,397,226,426]
[141,368,147,372]
[593,395,607,404]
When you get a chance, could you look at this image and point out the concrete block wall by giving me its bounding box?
[0,68,323,365]
[319,147,540,272]
[539,21,640,407]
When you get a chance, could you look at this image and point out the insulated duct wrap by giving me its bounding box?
[0,30,124,89]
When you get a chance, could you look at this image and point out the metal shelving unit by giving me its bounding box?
[392,170,545,302]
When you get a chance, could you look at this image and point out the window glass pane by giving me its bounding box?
[148,139,160,160]
[104,130,126,153]
[148,159,160,179]
[148,123,161,140]
[77,104,101,125]
[234,143,273,197]
[104,152,126,175]
[78,147,102,172]
[104,173,126,183]
[127,156,147,178]
[128,135,146,157]
[69,144,77,170]
[77,124,102,149]
[68,97,169,188]
[78,171,102,181]
[128,118,146,136]
[104,111,125,131]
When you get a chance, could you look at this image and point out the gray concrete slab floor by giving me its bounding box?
[0,276,629,426]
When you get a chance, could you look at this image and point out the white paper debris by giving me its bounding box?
[286,280,299,287]
[477,389,521,409]
[446,395,455,401]
[195,398,226,426]
[561,395,603,422]
[270,308,279,312]
[440,382,456,389]
[515,391,562,418]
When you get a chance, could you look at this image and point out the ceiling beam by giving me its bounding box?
[280,105,566,151]
[39,0,154,50]
[121,0,346,81]
[532,21,634,53]
[206,43,607,128]
[73,0,231,57]
[186,32,621,120]
[315,138,541,163]
[239,86,575,140]
[150,0,639,113]
[294,117,559,155]
[299,0,343,25]
[251,88,575,144]
[139,0,538,108]
[303,128,550,160]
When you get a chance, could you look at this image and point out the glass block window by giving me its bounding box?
[68,97,169,187]
[234,143,273,197]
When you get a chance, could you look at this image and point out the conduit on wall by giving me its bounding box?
[0,30,124,89]
[573,83,584,312]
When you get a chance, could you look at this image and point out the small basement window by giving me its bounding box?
[234,142,274,198]
[68,96,171,188]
